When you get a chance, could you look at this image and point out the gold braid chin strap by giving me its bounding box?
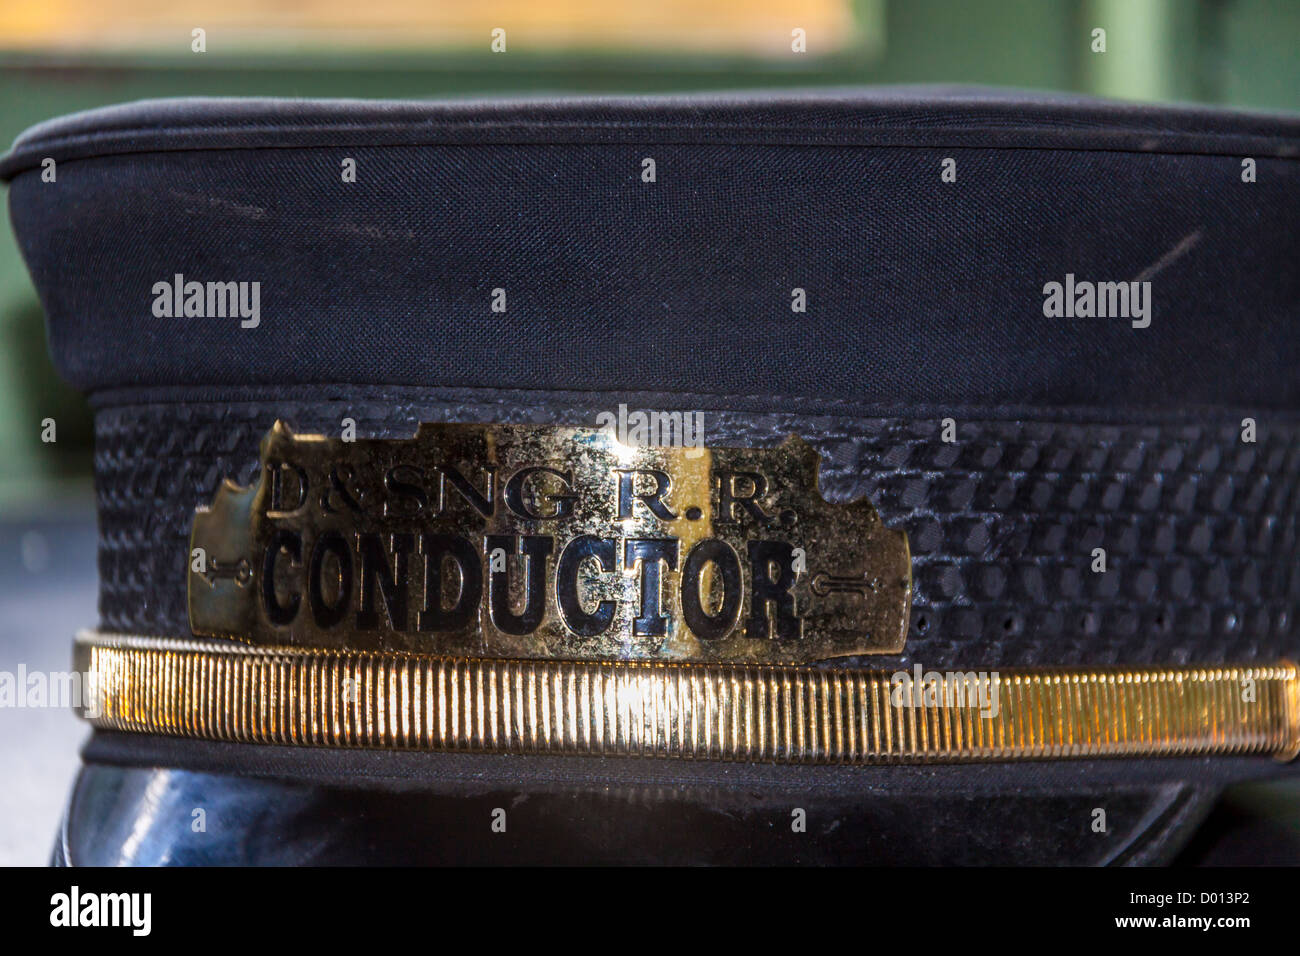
[74,632,1300,765]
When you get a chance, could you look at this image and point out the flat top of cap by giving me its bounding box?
[4,86,1298,180]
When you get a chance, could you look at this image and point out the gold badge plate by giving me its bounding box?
[189,421,911,663]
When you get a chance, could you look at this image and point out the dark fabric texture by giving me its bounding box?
[4,90,1298,408]
[6,88,1300,166]
[91,386,1300,670]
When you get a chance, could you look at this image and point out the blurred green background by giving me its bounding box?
[0,0,1297,511]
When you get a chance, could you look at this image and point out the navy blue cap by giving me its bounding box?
[3,88,1297,410]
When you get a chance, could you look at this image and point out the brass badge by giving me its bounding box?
[188,421,911,663]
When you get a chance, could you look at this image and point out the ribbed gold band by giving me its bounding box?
[74,631,1300,764]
